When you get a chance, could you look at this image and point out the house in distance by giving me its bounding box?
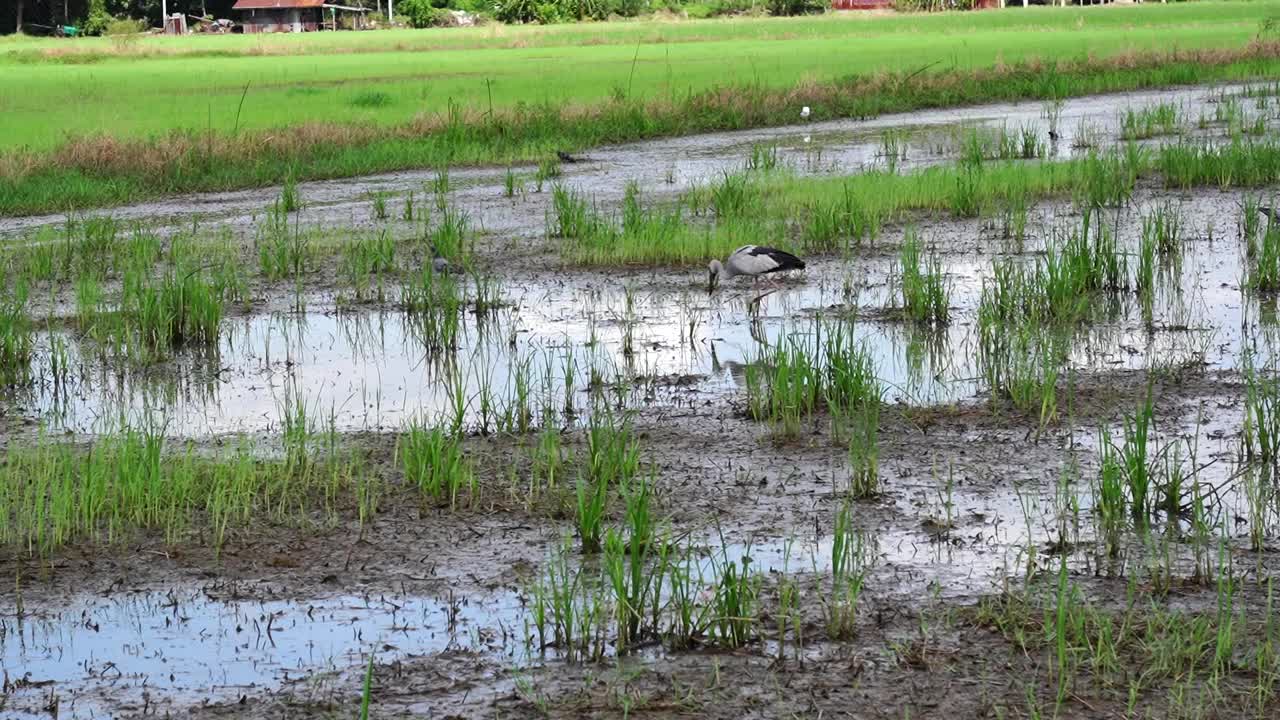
[232,0,369,33]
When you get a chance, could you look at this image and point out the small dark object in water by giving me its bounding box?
[1048,129,1060,143]
[556,150,582,164]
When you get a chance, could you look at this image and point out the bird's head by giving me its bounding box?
[707,259,722,294]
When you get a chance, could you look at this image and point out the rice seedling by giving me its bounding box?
[603,469,667,651]
[256,203,310,281]
[360,651,375,720]
[531,423,565,484]
[745,142,780,172]
[428,205,470,262]
[535,159,561,191]
[774,541,803,662]
[1073,149,1138,208]
[504,167,520,198]
[1071,118,1099,150]
[846,396,880,499]
[979,212,1127,330]
[0,281,33,386]
[825,501,874,639]
[528,540,609,663]
[959,127,991,167]
[746,318,880,441]
[371,191,388,220]
[1243,357,1280,466]
[705,541,760,649]
[999,190,1030,247]
[709,172,751,220]
[549,184,597,240]
[560,184,689,265]
[574,410,640,553]
[950,167,982,217]
[894,228,950,325]
[339,230,396,304]
[115,265,226,355]
[997,124,1046,160]
[1094,428,1128,558]
[0,425,357,557]
[1113,390,1156,529]
[1159,140,1280,190]
[403,191,416,222]
[1043,98,1065,142]
[1119,102,1183,140]
[401,265,462,354]
[1243,194,1266,247]
[1141,201,1184,264]
[1136,223,1157,328]
[802,180,883,252]
[432,165,451,209]
[879,128,907,173]
[977,316,1067,427]
[398,421,474,509]
[279,173,300,213]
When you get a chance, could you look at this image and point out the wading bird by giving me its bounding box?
[556,150,583,164]
[708,245,806,293]
[1259,206,1280,225]
[800,106,811,120]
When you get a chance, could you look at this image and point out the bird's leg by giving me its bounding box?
[749,288,777,311]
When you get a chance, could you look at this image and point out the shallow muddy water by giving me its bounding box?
[5,80,1280,719]
[7,188,1266,439]
[1,587,524,718]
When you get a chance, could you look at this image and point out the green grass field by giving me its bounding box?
[2,3,1275,152]
[2,2,1279,215]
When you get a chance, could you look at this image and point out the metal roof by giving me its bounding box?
[232,0,326,9]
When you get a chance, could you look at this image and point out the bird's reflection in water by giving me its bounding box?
[709,340,774,388]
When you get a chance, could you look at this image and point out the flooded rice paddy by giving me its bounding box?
[5,81,1280,718]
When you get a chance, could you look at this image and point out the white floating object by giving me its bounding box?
[803,135,811,144]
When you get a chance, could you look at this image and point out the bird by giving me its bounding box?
[1259,206,1280,224]
[1048,128,1060,143]
[428,243,455,274]
[800,106,811,120]
[708,245,806,293]
[556,150,583,164]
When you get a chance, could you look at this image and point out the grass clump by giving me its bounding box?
[399,421,474,509]
[825,501,874,639]
[0,282,33,386]
[978,212,1127,328]
[123,268,226,352]
[401,266,462,354]
[1119,102,1183,140]
[576,410,641,553]
[1243,357,1280,466]
[0,426,363,557]
[746,319,881,443]
[1160,140,1280,190]
[894,229,950,325]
